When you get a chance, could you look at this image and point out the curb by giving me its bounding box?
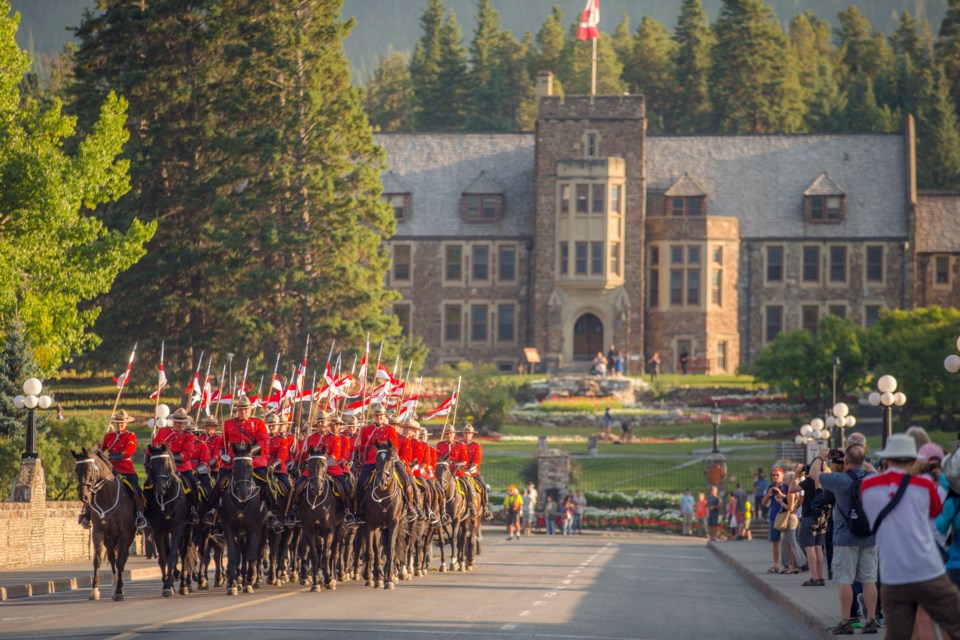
[0,567,162,601]
[707,542,831,640]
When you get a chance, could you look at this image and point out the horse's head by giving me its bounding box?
[435,453,451,487]
[375,441,397,489]
[304,445,328,479]
[147,444,178,495]
[72,447,110,504]
[230,441,256,500]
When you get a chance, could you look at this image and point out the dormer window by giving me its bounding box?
[664,173,707,217]
[804,173,845,223]
[461,171,504,223]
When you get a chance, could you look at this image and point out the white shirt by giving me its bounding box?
[861,469,944,585]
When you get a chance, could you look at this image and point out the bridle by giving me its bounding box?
[76,456,122,521]
[149,453,182,513]
[372,449,400,504]
[304,455,331,509]
[229,456,260,503]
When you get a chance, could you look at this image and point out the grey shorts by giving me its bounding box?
[798,515,825,548]
[833,545,878,584]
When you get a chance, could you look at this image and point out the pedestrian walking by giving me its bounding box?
[503,485,524,540]
[681,489,695,536]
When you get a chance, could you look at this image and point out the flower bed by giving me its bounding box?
[581,507,685,533]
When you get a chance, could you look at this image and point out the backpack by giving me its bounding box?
[838,470,872,538]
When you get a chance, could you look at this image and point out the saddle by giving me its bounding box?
[453,477,467,496]
[364,470,404,492]
[119,476,139,498]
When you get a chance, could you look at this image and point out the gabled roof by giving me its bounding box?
[803,172,845,197]
[462,171,503,194]
[664,173,706,197]
[381,171,409,194]
[917,194,960,253]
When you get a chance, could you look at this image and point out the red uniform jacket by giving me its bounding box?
[152,427,194,472]
[364,425,399,465]
[397,435,415,473]
[268,434,290,472]
[338,434,353,466]
[450,442,469,477]
[429,445,438,478]
[101,430,137,475]
[436,440,455,460]
[463,441,483,475]
[222,417,270,469]
[410,439,426,477]
[190,435,211,473]
[205,434,223,472]
[321,433,343,476]
[358,424,377,455]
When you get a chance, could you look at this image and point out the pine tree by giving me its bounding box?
[917,67,960,188]
[434,10,469,130]
[936,0,960,118]
[625,17,676,132]
[467,0,508,130]
[612,14,632,75]
[672,0,713,133]
[789,12,842,131]
[364,51,415,131]
[410,0,445,131]
[563,20,624,95]
[710,0,805,133]
[841,76,894,131]
[536,5,567,91]
[0,321,35,437]
[836,6,896,108]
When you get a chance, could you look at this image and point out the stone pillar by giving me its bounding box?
[705,451,728,503]
[11,457,45,504]
[587,435,598,456]
[537,445,571,502]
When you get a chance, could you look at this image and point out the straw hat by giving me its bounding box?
[109,409,135,424]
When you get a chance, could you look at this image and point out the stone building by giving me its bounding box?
[378,78,959,373]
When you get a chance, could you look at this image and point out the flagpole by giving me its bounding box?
[591,36,597,99]
[196,357,212,422]
[294,336,309,433]
[440,375,461,440]
[108,342,137,433]
[364,338,383,424]
[153,340,165,421]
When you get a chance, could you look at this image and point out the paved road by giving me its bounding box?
[0,534,810,640]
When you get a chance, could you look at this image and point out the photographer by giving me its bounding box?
[762,467,789,573]
[796,462,827,587]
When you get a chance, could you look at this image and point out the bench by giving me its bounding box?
[679,357,710,374]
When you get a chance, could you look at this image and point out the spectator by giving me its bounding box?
[561,495,575,535]
[526,482,539,512]
[733,482,748,540]
[914,443,947,640]
[680,489,695,536]
[810,436,880,635]
[607,345,617,376]
[778,470,802,574]
[695,491,708,538]
[543,495,558,536]
[619,420,633,443]
[573,490,587,534]
[503,485,523,541]
[706,485,721,541]
[906,425,932,449]
[592,352,607,376]
[603,407,614,441]
[647,352,661,379]
[754,468,770,521]
[521,487,534,537]
[679,348,690,375]
[762,467,788,573]
[55,402,65,420]
[797,465,827,587]
[863,434,960,639]
[727,494,738,540]
[743,497,753,540]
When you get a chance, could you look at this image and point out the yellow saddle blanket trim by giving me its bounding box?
[120,477,137,494]
[454,478,466,496]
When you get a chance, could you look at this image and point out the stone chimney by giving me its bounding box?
[536,70,554,99]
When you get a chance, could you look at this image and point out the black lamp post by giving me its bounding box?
[868,375,905,450]
[13,378,52,460]
[711,404,721,454]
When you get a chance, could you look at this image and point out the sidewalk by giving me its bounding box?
[709,539,886,639]
[0,556,161,601]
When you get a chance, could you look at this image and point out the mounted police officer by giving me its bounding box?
[284,409,330,526]
[79,410,147,530]
[157,408,200,524]
[355,404,420,522]
[460,424,493,519]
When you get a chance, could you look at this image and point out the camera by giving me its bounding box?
[829,448,845,464]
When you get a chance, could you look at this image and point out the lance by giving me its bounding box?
[395,359,413,416]
[108,342,137,433]
[185,350,204,409]
[440,375,462,440]
[195,357,213,422]
[255,375,264,414]
[301,368,319,453]
[259,352,281,419]
[294,336,310,434]
[239,357,250,399]
[214,360,227,420]
[363,337,383,425]
[152,340,165,423]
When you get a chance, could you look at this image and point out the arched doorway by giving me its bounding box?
[573,313,604,361]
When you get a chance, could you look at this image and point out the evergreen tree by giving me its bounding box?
[672,0,713,133]
[612,14,632,75]
[841,76,895,131]
[434,10,469,130]
[536,5,567,92]
[0,321,35,437]
[836,6,896,108]
[501,31,537,130]
[710,0,805,133]
[936,0,960,118]
[789,12,842,131]
[625,17,676,131]
[410,0,445,131]
[563,20,624,95]
[467,0,508,130]
[364,51,416,131]
[917,68,960,188]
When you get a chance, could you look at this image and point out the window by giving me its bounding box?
[716,341,728,372]
[711,270,722,306]
[560,242,569,276]
[687,268,700,305]
[394,304,411,336]
[472,245,489,281]
[828,304,847,319]
[586,133,597,157]
[470,304,488,342]
[865,305,881,328]
[802,246,820,283]
[802,305,820,336]
[610,242,621,276]
[866,246,884,283]
[498,245,516,282]
[576,184,589,213]
[590,242,604,275]
[829,246,847,283]
[670,269,683,305]
[688,246,700,265]
[444,245,462,282]
[392,244,411,283]
[575,242,588,275]
[611,185,622,214]
[560,184,571,214]
[767,246,784,283]
[591,184,605,214]
[671,245,684,265]
[668,196,705,217]
[382,193,409,222]
[649,247,660,308]
[936,256,951,286]
[443,304,461,342]
[806,195,844,222]
[462,194,501,221]
[765,306,783,343]
[497,304,515,343]
[712,246,723,265]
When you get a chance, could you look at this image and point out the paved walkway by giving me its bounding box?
[0,556,160,600]
[709,538,886,639]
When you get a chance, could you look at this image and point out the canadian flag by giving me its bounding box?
[422,393,457,420]
[397,395,419,420]
[357,353,368,394]
[577,0,600,41]
[113,344,137,389]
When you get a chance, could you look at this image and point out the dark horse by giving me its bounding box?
[435,458,467,572]
[219,442,266,596]
[298,447,346,592]
[72,448,136,601]
[360,442,405,589]
[145,444,195,597]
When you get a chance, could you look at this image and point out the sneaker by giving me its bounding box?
[831,620,854,635]
[861,619,879,634]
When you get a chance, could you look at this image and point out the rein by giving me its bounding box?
[229,460,260,504]
[152,473,182,513]
[371,461,401,505]
[78,458,123,521]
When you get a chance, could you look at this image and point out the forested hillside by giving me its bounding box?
[11,0,951,80]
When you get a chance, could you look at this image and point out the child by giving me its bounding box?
[742,498,753,540]
[695,492,708,538]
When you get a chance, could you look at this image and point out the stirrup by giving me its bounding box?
[188,508,200,525]
[135,513,148,531]
[202,511,217,526]
[284,512,300,526]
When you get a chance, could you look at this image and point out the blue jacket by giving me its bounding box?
[935,475,960,570]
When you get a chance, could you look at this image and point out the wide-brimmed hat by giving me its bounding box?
[342,415,358,427]
[185,418,199,431]
[234,395,252,410]
[462,424,475,434]
[875,434,918,459]
[202,416,219,428]
[110,409,135,424]
[372,404,387,416]
[265,412,280,427]
[170,408,190,422]
[317,410,332,421]
[388,415,401,425]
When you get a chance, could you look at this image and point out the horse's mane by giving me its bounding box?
[91,447,112,469]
